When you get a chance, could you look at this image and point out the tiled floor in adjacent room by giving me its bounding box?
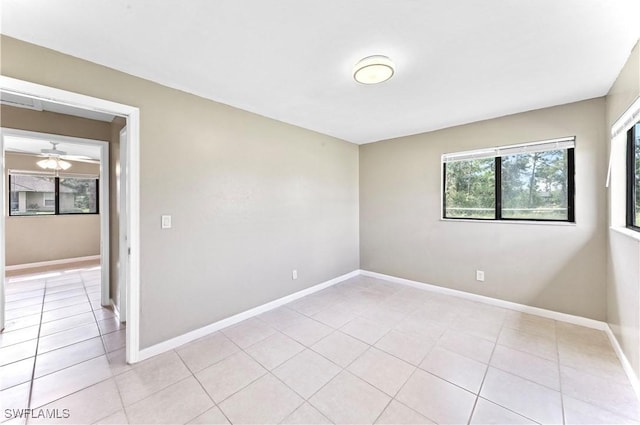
[1,266,125,425]
[1,269,638,424]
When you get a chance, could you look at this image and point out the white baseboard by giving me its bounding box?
[110,298,120,322]
[6,255,101,271]
[134,266,640,401]
[605,325,640,399]
[360,269,640,399]
[137,270,360,361]
[360,270,607,330]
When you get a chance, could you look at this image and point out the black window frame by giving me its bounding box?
[627,122,640,231]
[8,173,100,216]
[443,146,575,223]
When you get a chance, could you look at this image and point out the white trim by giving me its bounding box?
[440,218,576,226]
[0,76,141,364]
[99,141,110,308]
[610,226,640,242]
[611,96,640,139]
[118,127,128,324]
[360,270,607,330]
[125,108,140,363]
[5,255,101,271]
[0,130,4,331]
[361,269,640,400]
[605,324,640,400]
[135,265,640,400]
[137,270,360,361]
[8,169,99,178]
[0,77,138,120]
[442,136,575,162]
[110,298,121,322]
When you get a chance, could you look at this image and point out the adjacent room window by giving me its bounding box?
[627,121,640,230]
[9,172,99,216]
[9,174,56,215]
[59,177,99,214]
[443,137,575,222]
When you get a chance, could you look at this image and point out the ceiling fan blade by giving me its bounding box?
[61,154,92,160]
[5,147,38,154]
[64,157,100,164]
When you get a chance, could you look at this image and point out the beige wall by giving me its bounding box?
[4,152,100,265]
[606,41,640,377]
[1,104,112,140]
[7,31,630,358]
[360,98,607,320]
[0,36,360,348]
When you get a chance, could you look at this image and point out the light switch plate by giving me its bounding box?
[161,215,172,229]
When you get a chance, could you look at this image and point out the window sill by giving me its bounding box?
[440,218,576,226]
[610,226,640,242]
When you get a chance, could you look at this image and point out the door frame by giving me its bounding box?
[0,76,142,363]
[118,127,128,323]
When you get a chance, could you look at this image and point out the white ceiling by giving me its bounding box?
[4,135,102,161]
[2,0,639,144]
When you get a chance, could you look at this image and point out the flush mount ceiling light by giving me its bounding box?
[353,55,395,84]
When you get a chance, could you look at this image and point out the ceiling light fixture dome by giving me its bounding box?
[353,55,395,84]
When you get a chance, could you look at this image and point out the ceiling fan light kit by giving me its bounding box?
[353,55,395,84]
[37,157,72,171]
[37,141,73,171]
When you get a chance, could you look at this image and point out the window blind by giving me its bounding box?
[442,137,575,163]
[8,169,99,179]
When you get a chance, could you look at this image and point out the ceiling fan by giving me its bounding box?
[36,141,99,171]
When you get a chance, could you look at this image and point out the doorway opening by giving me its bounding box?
[0,76,141,363]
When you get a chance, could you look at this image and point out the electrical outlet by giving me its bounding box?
[292,269,298,280]
[476,270,485,282]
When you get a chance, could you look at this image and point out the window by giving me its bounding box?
[9,172,99,216]
[9,174,55,215]
[59,177,98,214]
[627,122,640,230]
[44,192,55,208]
[443,137,575,222]
[443,158,495,219]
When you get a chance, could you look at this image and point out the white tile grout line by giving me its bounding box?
[136,270,361,361]
[5,271,123,421]
[225,291,526,424]
[23,274,47,425]
[360,269,640,403]
[108,266,640,411]
[359,270,607,330]
[6,269,623,424]
[555,320,566,425]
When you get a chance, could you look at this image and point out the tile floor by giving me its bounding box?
[1,267,125,424]
[1,269,638,424]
